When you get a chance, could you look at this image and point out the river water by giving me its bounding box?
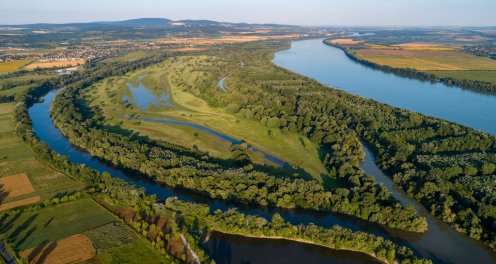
[273,38,496,136]
[25,37,496,263]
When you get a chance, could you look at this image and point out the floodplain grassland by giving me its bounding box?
[0,59,34,75]
[82,55,330,182]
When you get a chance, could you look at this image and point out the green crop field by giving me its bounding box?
[0,103,83,204]
[0,157,85,203]
[83,55,330,182]
[0,199,117,250]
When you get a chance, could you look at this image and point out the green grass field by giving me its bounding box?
[0,59,34,75]
[83,55,329,182]
[427,70,496,85]
[0,199,117,250]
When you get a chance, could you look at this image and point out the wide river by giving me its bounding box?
[273,38,496,136]
[26,38,496,263]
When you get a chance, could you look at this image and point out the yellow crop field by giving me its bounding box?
[24,59,85,69]
[0,59,34,75]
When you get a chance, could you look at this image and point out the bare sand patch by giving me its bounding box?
[0,173,34,197]
[25,59,85,69]
[329,38,364,45]
[0,196,40,211]
[19,234,96,264]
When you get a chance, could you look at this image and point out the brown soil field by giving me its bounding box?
[0,196,40,211]
[329,38,364,45]
[0,173,35,197]
[25,60,85,70]
[19,234,96,264]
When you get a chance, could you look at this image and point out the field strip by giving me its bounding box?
[0,173,35,197]
[19,234,96,264]
[0,196,40,211]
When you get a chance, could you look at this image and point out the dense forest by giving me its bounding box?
[47,52,426,232]
[324,40,496,93]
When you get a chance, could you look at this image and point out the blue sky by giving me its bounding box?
[1,0,495,26]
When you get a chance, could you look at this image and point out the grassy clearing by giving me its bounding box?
[427,70,496,85]
[83,55,329,181]
[0,59,34,75]
[0,199,117,250]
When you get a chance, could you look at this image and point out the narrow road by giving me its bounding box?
[180,234,200,264]
[0,241,16,264]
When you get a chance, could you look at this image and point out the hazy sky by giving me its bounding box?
[1,0,495,26]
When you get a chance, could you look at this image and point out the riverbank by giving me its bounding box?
[206,231,387,263]
[323,39,496,94]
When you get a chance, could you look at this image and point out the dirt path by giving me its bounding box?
[180,234,200,264]
[0,240,16,264]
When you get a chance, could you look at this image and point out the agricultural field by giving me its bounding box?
[0,199,115,250]
[82,55,329,182]
[0,59,34,75]
[0,103,83,210]
[355,48,496,71]
[24,59,85,69]
[0,199,166,263]
[333,38,496,87]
